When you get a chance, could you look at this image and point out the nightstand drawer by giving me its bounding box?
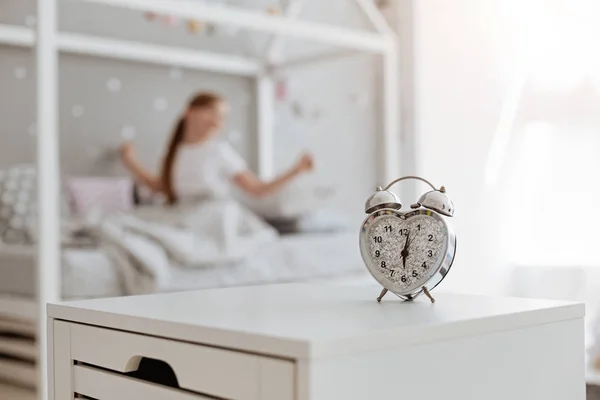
[73,364,211,400]
[61,322,295,400]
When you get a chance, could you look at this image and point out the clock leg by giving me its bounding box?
[376,288,388,302]
[422,286,435,303]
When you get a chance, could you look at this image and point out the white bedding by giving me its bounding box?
[0,245,123,299]
[122,231,363,294]
[0,232,363,299]
[98,201,363,294]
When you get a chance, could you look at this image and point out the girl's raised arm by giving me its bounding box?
[233,154,313,197]
[119,142,164,193]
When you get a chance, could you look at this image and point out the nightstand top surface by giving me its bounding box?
[48,283,583,359]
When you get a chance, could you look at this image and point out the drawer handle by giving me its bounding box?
[124,356,180,389]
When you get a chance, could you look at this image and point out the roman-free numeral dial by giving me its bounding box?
[362,210,448,295]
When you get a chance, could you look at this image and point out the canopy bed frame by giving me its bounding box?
[0,1,400,398]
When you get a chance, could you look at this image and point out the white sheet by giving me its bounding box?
[0,232,363,299]
[121,231,363,294]
[0,245,123,299]
[98,201,363,294]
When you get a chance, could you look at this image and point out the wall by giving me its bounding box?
[411,0,517,294]
[0,0,385,219]
[412,0,600,296]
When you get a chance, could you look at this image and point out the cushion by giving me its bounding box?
[0,165,37,244]
[265,210,351,235]
[240,175,325,219]
[0,164,72,245]
[65,176,134,216]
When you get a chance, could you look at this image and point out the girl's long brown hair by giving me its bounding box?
[161,92,222,204]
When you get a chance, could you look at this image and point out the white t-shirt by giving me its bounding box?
[172,139,247,199]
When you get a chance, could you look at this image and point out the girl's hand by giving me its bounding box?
[294,153,314,173]
[119,141,136,163]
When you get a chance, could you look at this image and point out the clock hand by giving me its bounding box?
[400,231,411,269]
[400,232,410,269]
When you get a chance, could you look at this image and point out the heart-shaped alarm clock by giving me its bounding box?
[359,176,456,303]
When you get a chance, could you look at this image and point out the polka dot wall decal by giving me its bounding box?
[14,67,27,80]
[106,77,122,92]
[71,105,85,118]
[153,97,168,112]
[25,15,37,27]
[121,125,137,140]
[169,68,183,80]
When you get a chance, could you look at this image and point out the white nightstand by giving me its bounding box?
[47,283,585,400]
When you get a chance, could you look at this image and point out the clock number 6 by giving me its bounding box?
[401,275,407,283]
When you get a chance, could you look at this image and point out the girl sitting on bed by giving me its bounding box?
[120,92,314,204]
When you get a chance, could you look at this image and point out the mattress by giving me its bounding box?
[0,231,364,299]
[0,245,123,299]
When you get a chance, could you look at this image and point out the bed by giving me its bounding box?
[0,164,372,390]
[0,227,367,389]
[0,0,400,396]
[0,231,363,300]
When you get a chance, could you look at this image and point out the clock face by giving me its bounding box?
[360,209,450,296]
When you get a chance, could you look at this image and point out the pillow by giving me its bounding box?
[296,209,352,233]
[0,165,37,244]
[0,164,71,244]
[265,210,352,235]
[241,175,325,219]
[65,176,134,216]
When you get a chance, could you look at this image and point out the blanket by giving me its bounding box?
[96,200,278,294]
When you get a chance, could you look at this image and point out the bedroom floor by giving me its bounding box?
[0,382,35,400]
[2,382,599,399]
